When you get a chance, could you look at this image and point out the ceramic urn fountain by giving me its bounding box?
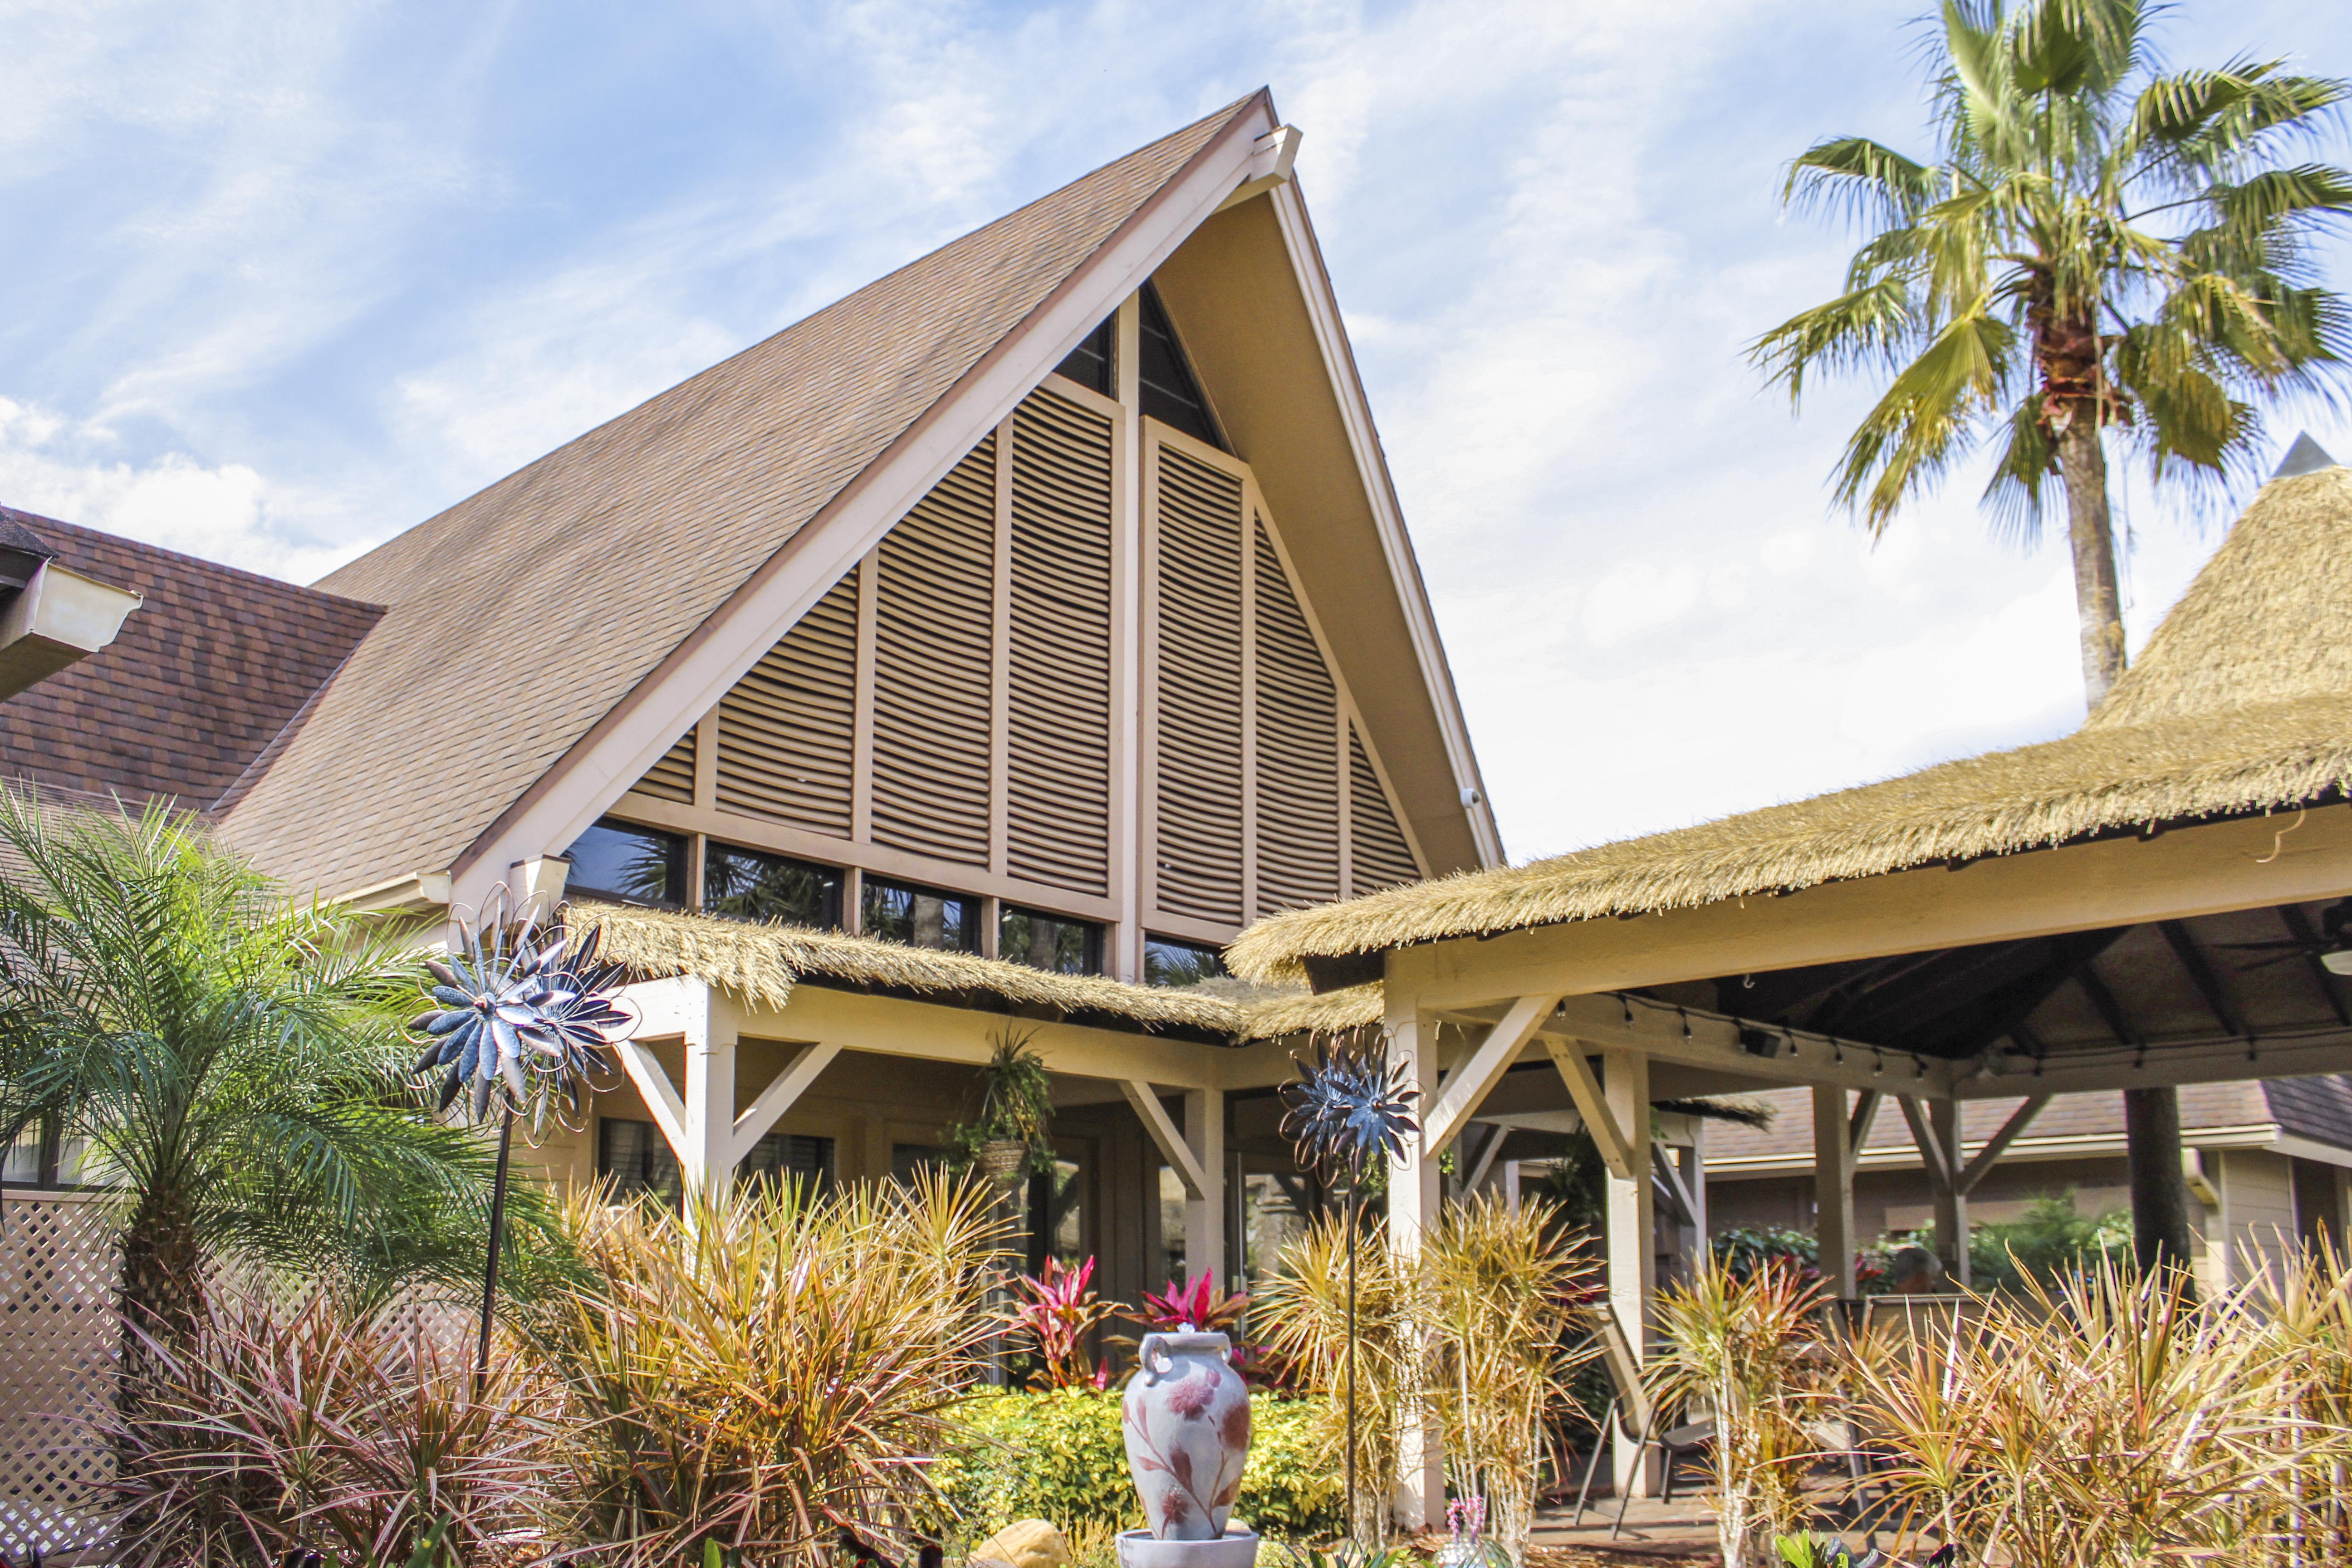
[1117,1330,1258,1568]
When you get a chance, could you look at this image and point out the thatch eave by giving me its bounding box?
[571,902,1364,1047]
[1227,691,2352,985]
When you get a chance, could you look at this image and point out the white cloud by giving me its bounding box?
[0,398,369,581]
[0,0,2342,860]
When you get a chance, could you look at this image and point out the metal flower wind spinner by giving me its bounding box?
[407,892,631,1128]
[1279,1035,1420,1178]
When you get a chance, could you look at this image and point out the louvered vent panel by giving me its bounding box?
[637,727,696,804]
[1252,517,1340,914]
[716,568,858,834]
[1349,722,1422,892]
[1151,448,1246,924]
[1008,390,1114,894]
[872,434,996,866]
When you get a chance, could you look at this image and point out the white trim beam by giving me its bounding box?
[1539,993,1951,1096]
[616,1040,688,1159]
[1464,1122,1509,1193]
[1398,807,2352,1016]
[1897,1096,1955,1194]
[725,1041,844,1167]
[1959,1034,2352,1096]
[1849,1089,1883,1161]
[1544,1038,1637,1181]
[1955,1094,2050,1196]
[1423,992,1559,1153]
[1121,1080,1210,1200]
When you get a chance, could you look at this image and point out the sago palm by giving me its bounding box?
[1754,0,2349,1278]
[0,794,514,1399]
[1755,0,2349,704]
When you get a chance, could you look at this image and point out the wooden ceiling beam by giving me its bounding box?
[2160,920,2249,1039]
[2278,902,2352,1026]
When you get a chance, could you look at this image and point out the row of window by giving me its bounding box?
[564,818,1225,985]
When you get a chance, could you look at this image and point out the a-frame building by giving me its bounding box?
[93,92,1495,1311]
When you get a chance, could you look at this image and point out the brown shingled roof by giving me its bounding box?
[220,95,1267,897]
[0,509,382,812]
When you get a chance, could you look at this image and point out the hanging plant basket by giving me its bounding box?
[978,1138,1030,1185]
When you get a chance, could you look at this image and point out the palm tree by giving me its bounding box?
[1753,0,2350,1276]
[0,794,513,1402]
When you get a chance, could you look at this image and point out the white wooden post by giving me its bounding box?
[681,993,740,1194]
[1604,1048,1656,1499]
[1183,1088,1225,1287]
[1932,1098,1969,1287]
[1813,1085,1857,1299]
[1388,995,1446,1532]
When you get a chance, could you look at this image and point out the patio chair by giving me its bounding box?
[1557,1303,1718,1536]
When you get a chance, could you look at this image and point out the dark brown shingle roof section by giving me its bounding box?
[0,509,382,811]
[222,94,1269,898]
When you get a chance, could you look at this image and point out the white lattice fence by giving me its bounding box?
[0,1191,118,1559]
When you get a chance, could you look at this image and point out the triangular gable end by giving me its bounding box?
[219,94,1276,904]
[228,93,1500,978]
[457,100,1503,966]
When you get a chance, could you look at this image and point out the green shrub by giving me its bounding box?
[931,1390,1342,1542]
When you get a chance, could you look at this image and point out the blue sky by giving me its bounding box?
[5,0,2350,862]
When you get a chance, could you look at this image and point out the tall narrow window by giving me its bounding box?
[862,878,980,953]
[1053,314,1114,396]
[1008,388,1115,894]
[565,819,688,907]
[1137,281,1223,449]
[1000,906,1101,975]
[872,437,995,865]
[1143,936,1226,988]
[704,843,842,927]
[1151,449,1246,924]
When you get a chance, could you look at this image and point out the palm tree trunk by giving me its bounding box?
[2055,416,2197,1282]
[2057,418,2127,708]
[118,1186,205,1414]
[2126,1086,2197,1281]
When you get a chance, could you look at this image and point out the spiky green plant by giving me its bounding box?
[1844,1258,2312,1567]
[1253,1214,1414,1548]
[1416,1195,1599,1567]
[538,1170,1008,1564]
[1651,1260,1829,1567]
[0,795,519,1405]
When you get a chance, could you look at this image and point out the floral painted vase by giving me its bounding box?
[1122,1330,1251,1540]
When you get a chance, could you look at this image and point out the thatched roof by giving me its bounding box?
[1229,465,2352,985]
[571,902,1372,1044]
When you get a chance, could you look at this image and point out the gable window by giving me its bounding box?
[862,878,980,953]
[705,842,842,927]
[1000,906,1101,975]
[565,818,688,907]
[1144,936,1227,988]
[1054,314,1114,397]
[1137,280,1224,450]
